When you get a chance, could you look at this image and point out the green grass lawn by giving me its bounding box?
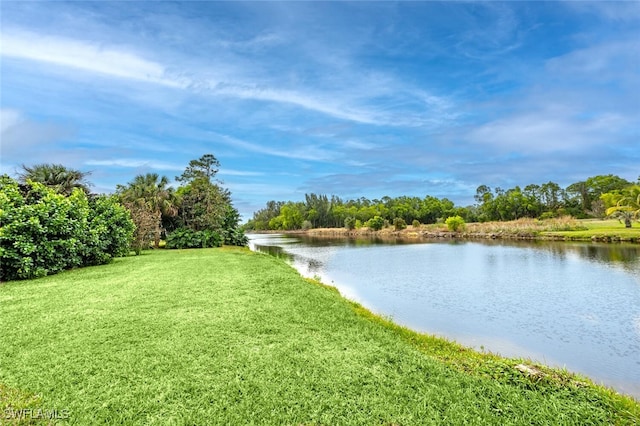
[543,219,640,240]
[1,248,638,425]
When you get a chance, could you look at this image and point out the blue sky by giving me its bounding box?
[1,1,638,219]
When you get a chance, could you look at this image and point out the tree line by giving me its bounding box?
[0,154,247,281]
[245,174,640,231]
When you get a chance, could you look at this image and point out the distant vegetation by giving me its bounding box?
[245,174,640,231]
[0,154,247,280]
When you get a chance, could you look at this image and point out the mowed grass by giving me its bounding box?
[543,219,640,240]
[1,248,639,425]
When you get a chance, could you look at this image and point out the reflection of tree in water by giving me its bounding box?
[473,239,640,268]
[529,242,640,272]
[253,244,293,261]
[572,245,640,264]
[302,235,413,247]
[543,242,640,265]
[253,243,323,274]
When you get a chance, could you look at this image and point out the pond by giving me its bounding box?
[248,233,640,398]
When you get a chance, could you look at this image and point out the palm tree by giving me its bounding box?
[18,163,92,195]
[605,186,640,228]
[117,173,178,248]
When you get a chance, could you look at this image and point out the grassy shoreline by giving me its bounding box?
[284,218,640,243]
[1,248,639,424]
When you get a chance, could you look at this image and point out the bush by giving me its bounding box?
[166,227,223,249]
[445,215,466,232]
[393,217,407,230]
[224,227,249,246]
[301,220,313,231]
[0,176,134,281]
[365,216,385,231]
[85,195,135,264]
[540,211,557,220]
[412,219,421,228]
[344,216,356,230]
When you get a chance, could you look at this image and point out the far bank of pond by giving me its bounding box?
[295,220,640,243]
[249,233,640,399]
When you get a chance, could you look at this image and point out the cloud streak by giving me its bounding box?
[1,30,185,88]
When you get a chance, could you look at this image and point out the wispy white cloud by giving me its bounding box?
[0,109,73,155]
[0,108,23,133]
[546,39,640,75]
[84,159,184,171]
[218,169,264,177]
[84,158,264,177]
[452,2,524,60]
[187,75,455,128]
[214,32,284,50]
[0,30,185,88]
[565,1,640,22]
[211,132,335,162]
[213,84,383,125]
[467,110,628,154]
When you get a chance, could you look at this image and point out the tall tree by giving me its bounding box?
[304,193,332,228]
[117,173,177,248]
[173,154,246,246]
[585,175,631,197]
[175,154,229,232]
[176,154,220,183]
[565,181,591,216]
[540,181,562,212]
[18,163,92,196]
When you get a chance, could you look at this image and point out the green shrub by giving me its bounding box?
[355,219,363,229]
[540,211,557,220]
[301,220,313,231]
[223,227,249,246]
[344,216,356,230]
[166,227,223,249]
[393,217,407,230]
[0,176,134,281]
[412,219,421,228]
[85,195,135,264]
[445,215,466,232]
[365,216,385,231]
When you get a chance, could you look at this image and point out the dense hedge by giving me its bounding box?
[0,176,134,281]
[165,227,248,249]
[165,227,223,249]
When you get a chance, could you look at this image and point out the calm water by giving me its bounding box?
[248,234,640,398]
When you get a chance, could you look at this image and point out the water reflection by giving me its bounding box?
[252,244,293,261]
[568,244,640,266]
[290,235,640,274]
[248,233,640,398]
